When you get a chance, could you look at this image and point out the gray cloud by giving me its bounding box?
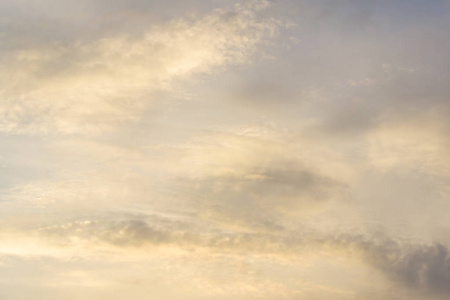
[221,0,450,139]
[36,215,450,297]
[360,239,450,296]
[176,160,344,230]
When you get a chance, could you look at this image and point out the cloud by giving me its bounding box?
[3,204,450,299]
[337,235,450,297]
[0,2,277,134]
[2,1,450,299]
[157,130,350,230]
[28,215,450,297]
[175,161,343,230]
[224,0,450,142]
[0,123,353,236]
[367,111,450,177]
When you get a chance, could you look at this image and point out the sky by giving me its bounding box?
[1,0,450,299]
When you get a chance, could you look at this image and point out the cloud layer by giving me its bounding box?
[1,0,450,299]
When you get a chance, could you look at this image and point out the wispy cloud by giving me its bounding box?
[2,0,450,299]
[0,2,276,134]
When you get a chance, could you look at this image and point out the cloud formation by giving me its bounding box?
[20,216,450,297]
[2,1,450,299]
[0,2,276,134]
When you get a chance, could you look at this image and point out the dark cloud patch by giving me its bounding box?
[175,159,345,231]
[363,241,450,295]
[37,217,306,253]
[327,233,450,297]
[36,214,450,297]
[39,218,194,247]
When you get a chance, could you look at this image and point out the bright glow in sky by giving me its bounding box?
[1,0,450,299]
